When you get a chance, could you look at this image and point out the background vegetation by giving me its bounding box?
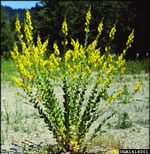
[1,1,149,59]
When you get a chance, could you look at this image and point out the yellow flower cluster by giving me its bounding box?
[116,53,126,75]
[109,24,116,40]
[126,29,134,48]
[15,16,21,33]
[26,10,33,31]
[134,81,141,91]
[106,64,115,76]
[85,8,91,26]
[105,95,114,105]
[105,89,123,105]
[104,77,110,85]
[53,43,60,56]
[100,62,107,73]
[12,10,58,91]
[86,66,92,74]
[86,40,101,65]
[11,9,138,110]
[11,43,19,61]
[62,18,68,36]
[49,54,61,72]
[24,23,32,45]
[115,89,123,97]
[98,20,103,35]
[12,76,25,87]
[65,39,86,71]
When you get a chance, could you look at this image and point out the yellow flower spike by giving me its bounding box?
[126,29,134,48]
[24,23,32,45]
[98,20,103,35]
[134,81,141,91]
[41,39,48,56]
[12,76,25,87]
[108,53,113,63]
[104,77,110,85]
[106,65,114,76]
[85,7,91,26]
[100,62,107,73]
[109,24,116,40]
[11,43,19,61]
[105,95,113,105]
[120,66,126,75]
[26,10,33,31]
[86,66,92,74]
[15,16,21,33]
[37,35,42,48]
[53,43,60,56]
[116,89,123,97]
[62,18,68,36]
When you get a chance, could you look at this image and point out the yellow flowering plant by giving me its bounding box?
[11,9,141,153]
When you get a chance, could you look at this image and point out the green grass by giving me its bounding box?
[125,58,149,74]
[1,56,149,85]
[1,56,19,84]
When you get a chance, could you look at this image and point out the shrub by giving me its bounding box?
[11,9,141,153]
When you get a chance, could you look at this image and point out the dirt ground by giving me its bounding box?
[1,73,149,153]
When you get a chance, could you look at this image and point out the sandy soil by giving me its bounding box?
[1,73,149,153]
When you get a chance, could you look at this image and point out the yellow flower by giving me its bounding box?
[27,87,31,93]
[38,94,42,101]
[52,75,56,80]
[12,76,25,87]
[123,49,127,55]
[126,29,134,48]
[24,23,32,45]
[31,71,36,81]
[26,10,33,31]
[15,16,21,33]
[100,62,107,73]
[61,40,68,46]
[109,24,116,40]
[97,77,102,83]
[41,39,48,56]
[98,20,103,35]
[105,95,114,105]
[120,66,126,75]
[86,66,92,74]
[82,72,86,77]
[73,74,77,79]
[62,18,68,36]
[104,77,110,85]
[85,7,91,26]
[134,81,141,91]
[53,43,60,56]
[11,43,19,61]
[116,89,123,97]
[106,65,115,76]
